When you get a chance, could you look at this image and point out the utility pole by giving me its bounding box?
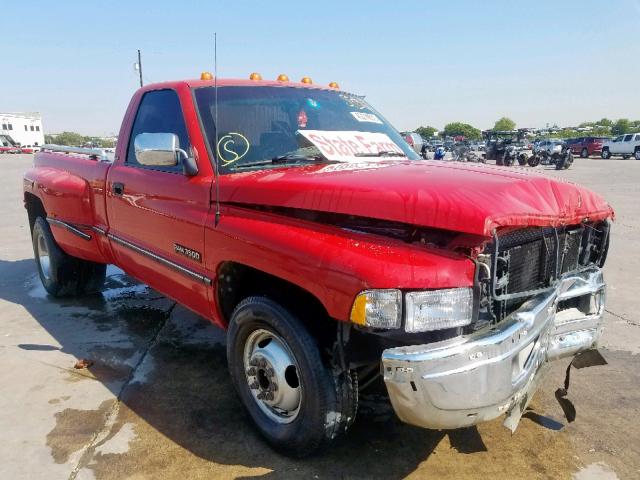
[137,49,143,87]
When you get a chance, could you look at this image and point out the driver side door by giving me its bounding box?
[106,88,212,317]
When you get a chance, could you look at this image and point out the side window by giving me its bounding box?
[126,89,190,171]
[623,134,633,142]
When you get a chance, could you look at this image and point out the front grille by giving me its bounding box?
[483,221,609,322]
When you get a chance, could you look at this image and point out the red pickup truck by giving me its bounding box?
[24,75,614,456]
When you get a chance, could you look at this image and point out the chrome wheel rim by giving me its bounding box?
[243,329,302,424]
[37,233,51,281]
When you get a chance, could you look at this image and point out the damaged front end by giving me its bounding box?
[380,221,610,432]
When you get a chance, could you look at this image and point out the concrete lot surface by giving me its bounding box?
[1,154,639,479]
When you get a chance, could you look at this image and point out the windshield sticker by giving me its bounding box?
[298,130,404,162]
[306,98,320,109]
[297,109,308,128]
[339,93,369,109]
[350,112,382,124]
[217,132,250,166]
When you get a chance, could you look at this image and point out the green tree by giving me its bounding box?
[598,118,613,128]
[52,131,85,146]
[415,126,438,139]
[443,122,481,140]
[97,138,116,148]
[493,117,516,131]
[612,119,630,136]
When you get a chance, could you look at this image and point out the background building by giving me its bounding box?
[0,112,45,147]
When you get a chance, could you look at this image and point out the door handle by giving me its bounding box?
[112,182,124,196]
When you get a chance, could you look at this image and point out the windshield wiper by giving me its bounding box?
[271,153,325,163]
[231,153,329,170]
[354,150,407,158]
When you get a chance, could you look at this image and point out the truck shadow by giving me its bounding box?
[0,257,517,479]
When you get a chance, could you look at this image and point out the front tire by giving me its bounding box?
[227,296,357,457]
[635,149,640,160]
[602,149,611,159]
[517,153,528,166]
[581,148,589,158]
[503,154,515,166]
[31,217,106,297]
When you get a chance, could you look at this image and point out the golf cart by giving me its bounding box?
[483,130,529,166]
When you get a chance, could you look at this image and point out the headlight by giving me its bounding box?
[405,288,473,333]
[350,289,401,329]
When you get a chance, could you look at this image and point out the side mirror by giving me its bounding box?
[134,133,198,175]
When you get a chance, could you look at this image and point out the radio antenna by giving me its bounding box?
[213,32,221,226]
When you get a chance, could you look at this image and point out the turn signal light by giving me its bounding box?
[350,290,402,329]
[300,76,313,84]
[200,72,213,80]
[328,81,340,89]
[277,74,289,82]
[249,72,262,81]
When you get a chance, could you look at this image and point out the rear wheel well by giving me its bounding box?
[24,192,46,232]
[216,262,337,350]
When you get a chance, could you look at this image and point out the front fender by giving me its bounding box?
[207,206,475,322]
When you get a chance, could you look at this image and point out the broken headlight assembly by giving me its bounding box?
[350,288,473,332]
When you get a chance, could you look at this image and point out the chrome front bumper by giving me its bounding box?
[381,266,606,431]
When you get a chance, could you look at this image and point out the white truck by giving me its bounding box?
[601,133,640,160]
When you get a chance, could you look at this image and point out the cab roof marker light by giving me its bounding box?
[328,81,340,89]
[277,74,289,82]
[249,72,262,81]
[300,76,313,84]
[200,72,213,80]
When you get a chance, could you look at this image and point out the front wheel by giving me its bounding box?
[517,153,528,166]
[635,149,640,160]
[562,152,574,169]
[581,148,589,158]
[227,296,357,457]
[602,149,611,159]
[31,217,106,297]
[503,154,515,166]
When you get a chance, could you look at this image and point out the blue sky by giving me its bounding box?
[3,0,639,135]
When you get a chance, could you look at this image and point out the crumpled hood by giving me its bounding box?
[219,161,614,237]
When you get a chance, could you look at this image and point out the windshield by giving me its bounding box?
[193,86,419,172]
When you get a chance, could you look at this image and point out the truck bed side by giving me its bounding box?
[24,152,113,264]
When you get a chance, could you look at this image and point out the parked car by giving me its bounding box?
[533,139,564,155]
[19,145,40,154]
[400,132,424,155]
[0,145,21,154]
[530,141,574,169]
[567,137,608,158]
[24,74,613,456]
[431,140,444,150]
[601,133,640,159]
